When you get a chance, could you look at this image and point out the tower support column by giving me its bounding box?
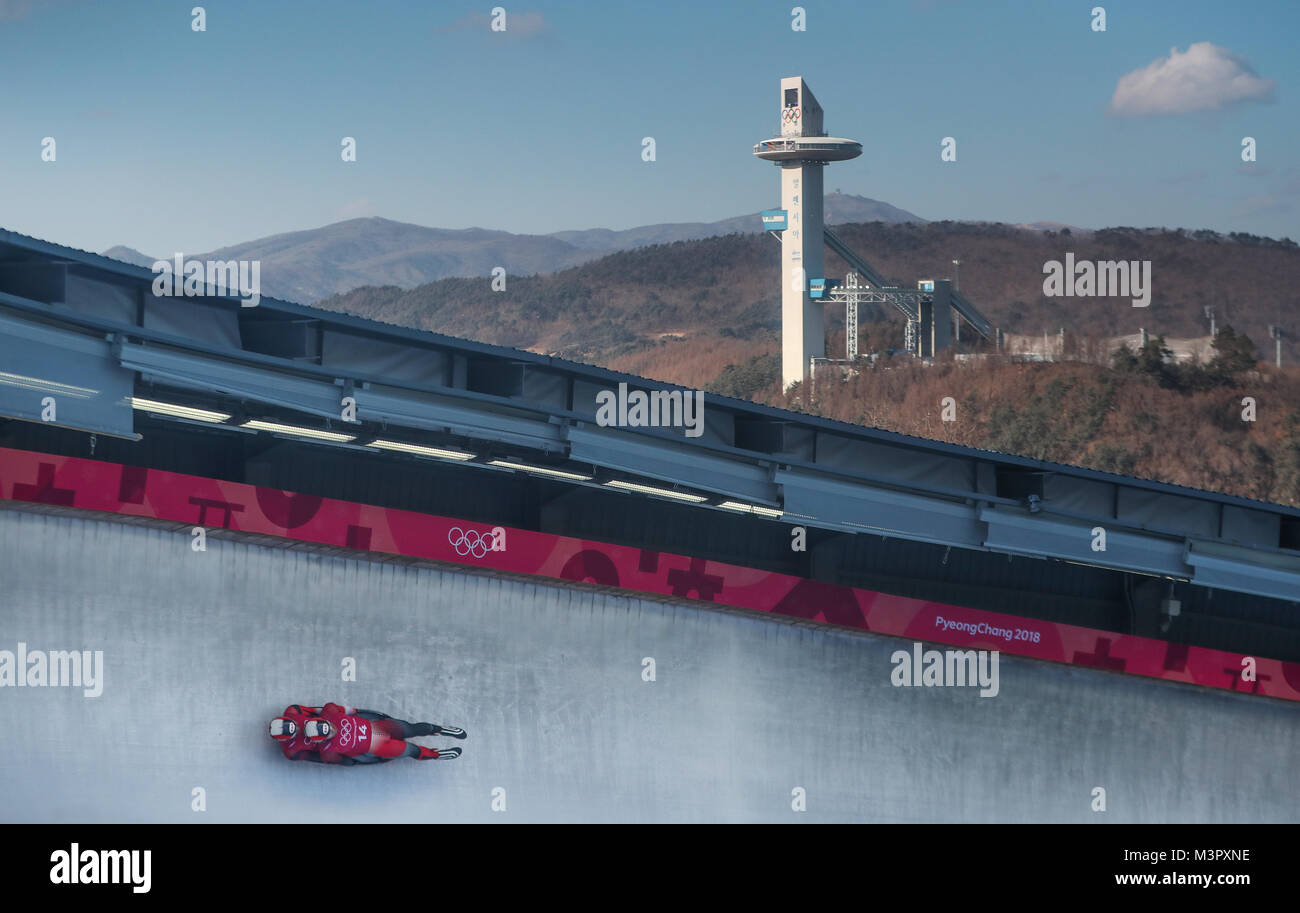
[781,164,824,388]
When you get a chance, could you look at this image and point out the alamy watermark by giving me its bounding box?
[1042,253,1151,307]
[0,642,104,697]
[152,253,261,308]
[891,642,1000,697]
[50,844,150,893]
[595,382,704,438]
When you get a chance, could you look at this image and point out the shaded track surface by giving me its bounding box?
[1,504,1297,822]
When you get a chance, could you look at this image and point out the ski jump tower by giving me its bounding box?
[753,77,862,389]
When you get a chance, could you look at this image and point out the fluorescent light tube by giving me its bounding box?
[368,439,476,461]
[605,480,709,503]
[718,500,783,518]
[242,419,355,443]
[130,397,230,423]
[487,459,592,481]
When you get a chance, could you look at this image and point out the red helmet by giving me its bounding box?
[303,718,334,744]
[268,717,298,742]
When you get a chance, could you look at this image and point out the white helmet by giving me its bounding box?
[268,717,298,742]
[303,718,334,744]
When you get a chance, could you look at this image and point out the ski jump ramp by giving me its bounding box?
[2,503,1297,823]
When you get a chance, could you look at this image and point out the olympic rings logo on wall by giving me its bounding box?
[782,107,801,123]
[447,525,507,558]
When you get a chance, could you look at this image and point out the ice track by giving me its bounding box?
[2,504,1297,822]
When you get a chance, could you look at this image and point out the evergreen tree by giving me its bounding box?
[1208,325,1258,377]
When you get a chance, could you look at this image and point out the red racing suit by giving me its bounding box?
[286,703,441,764]
[277,703,324,760]
[312,703,375,760]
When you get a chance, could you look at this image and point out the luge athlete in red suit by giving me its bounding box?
[269,703,466,765]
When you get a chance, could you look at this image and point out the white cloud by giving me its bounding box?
[1109,42,1276,116]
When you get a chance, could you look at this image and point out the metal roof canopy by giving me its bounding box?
[0,227,1297,605]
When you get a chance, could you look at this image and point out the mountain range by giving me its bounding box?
[311,220,1298,378]
[103,211,1300,508]
[103,193,924,303]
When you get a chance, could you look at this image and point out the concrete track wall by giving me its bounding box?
[1,505,1296,822]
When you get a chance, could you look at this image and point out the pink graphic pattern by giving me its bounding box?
[3,445,1297,702]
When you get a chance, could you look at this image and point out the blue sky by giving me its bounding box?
[1,0,1296,254]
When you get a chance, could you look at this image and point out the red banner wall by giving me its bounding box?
[2,445,1296,702]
